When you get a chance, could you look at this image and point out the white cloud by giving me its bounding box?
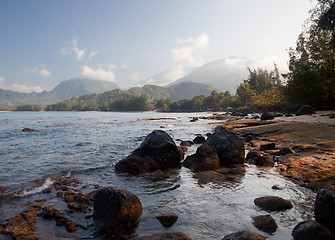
[0,76,43,93]
[25,65,51,77]
[9,83,43,93]
[121,63,128,69]
[39,67,51,76]
[61,38,97,60]
[0,77,5,89]
[80,65,116,82]
[171,33,209,67]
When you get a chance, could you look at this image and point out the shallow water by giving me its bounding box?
[0,112,316,239]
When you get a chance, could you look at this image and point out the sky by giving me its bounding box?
[0,0,316,92]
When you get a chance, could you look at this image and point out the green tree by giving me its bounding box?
[284,0,335,108]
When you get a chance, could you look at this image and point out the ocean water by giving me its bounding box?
[0,112,316,239]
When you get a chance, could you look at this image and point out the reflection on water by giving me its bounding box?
[0,112,316,239]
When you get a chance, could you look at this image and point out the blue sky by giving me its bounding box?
[0,0,315,92]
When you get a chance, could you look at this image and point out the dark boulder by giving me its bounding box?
[292,220,335,240]
[246,151,260,160]
[279,147,293,155]
[254,196,293,211]
[193,136,206,144]
[156,213,178,228]
[205,126,245,166]
[314,189,335,234]
[183,144,220,172]
[260,112,275,120]
[134,232,191,240]
[252,215,278,233]
[222,231,266,240]
[296,105,316,116]
[115,155,151,175]
[329,113,335,119]
[115,130,184,175]
[93,187,142,236]
[260,143,276,151]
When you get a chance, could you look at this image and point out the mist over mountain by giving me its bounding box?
[128,81,215,101]
[135,67,194,87]
[170,56,253,93]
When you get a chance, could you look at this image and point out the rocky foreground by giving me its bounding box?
[0,110,335,239]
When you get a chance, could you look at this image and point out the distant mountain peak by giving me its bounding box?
[169,56,253,93]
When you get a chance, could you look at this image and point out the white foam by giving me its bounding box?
[18,178,54,197]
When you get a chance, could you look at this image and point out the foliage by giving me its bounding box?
[15,104,42,111]
[284,0,335,108]
[236,64,282,107]
[249,88,285,110]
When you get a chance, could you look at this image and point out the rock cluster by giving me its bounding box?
[184,126,245,172]
[115,130,184,175]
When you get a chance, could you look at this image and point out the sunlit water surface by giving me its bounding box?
[0,112,315,239]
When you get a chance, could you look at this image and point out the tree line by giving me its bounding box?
[13,1,335,112]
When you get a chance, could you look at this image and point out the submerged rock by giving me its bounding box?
[222,230,266,240]
[115,130,184,175]
[134,232,191,240]
[254,196,293,211]
[314,189,335,234]
[205,126,245,166]
[115,155,151,175]
[252,214,278,233]
[93,187,142,236]
[156,213,178,228]
[193,136,206,144]
[22,128,37,132]
[183,144,220,172]
[292,220,335,240]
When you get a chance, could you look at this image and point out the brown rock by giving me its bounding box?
[222,230,266,240]
[252,215,278,233]
[93,187,142,236]
[180,141,193,147]
[254,196,293,211]
[254,156,275,167]
[22,128,37,132]
[156,213,178,228]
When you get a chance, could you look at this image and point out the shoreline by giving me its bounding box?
[212,113,335,192]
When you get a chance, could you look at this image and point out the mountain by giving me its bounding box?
[50,78,118,100]
[0,78,119,109]
[128,81,215,101]
[170,56,253,93]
